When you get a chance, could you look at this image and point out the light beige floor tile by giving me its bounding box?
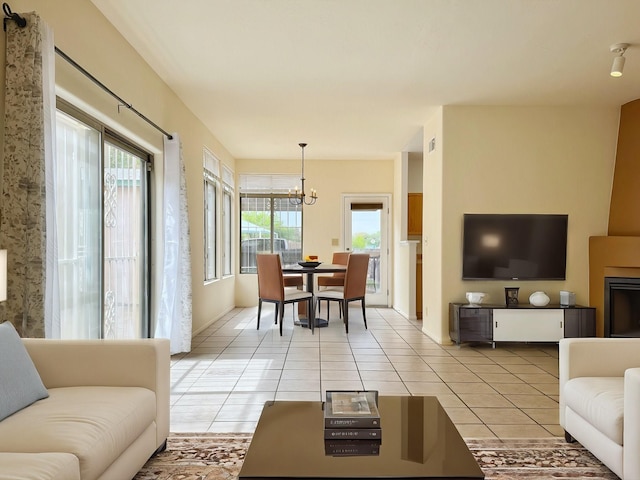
[502,364,548,374]
[471,407,535,424]
[397,371,440,382]
[427,363,470,373]
[442,407,482,424]
[320,361,358,371]
[275,391,322,402]
[277,379,321,391]
[542,424,564,436]
[359,370,402,381]
[476,372,524,383]
[279,369,319,381]
[504,394,558,409]
[457,393,514,408]
[436,372,483,383]
[447,382,497,394]
[321,370,361,381]
[321,354,356,362]
[490,383,540,395]
[514,373,559,384]
[362,380,410,395]
[522,408,559,424]
[404,382,454,395]
[488,424,554,438]
[456,424,497,439]
[356,361,395,371]
[225,392,276,404]
[531,383,559,395]
[322,380,364,392]
[460,364,506,373]
[434,394,466,408]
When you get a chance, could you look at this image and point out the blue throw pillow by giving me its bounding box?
[0,321,49,421]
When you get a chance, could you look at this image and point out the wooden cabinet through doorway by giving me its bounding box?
[408,193,422,236]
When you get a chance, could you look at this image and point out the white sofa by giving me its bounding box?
[559,337,640,479]
[0,338,170,480]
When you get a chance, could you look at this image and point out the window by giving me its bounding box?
[222,165,234,276]
[239,175,302,274]
[203,148,220,281]
[56,99,151,339]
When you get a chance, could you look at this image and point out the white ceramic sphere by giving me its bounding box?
[466,292,486,305]
[529,291,550,307]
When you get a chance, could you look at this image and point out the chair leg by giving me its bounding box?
[279,302,285,336]
[275,304,279,324]
[344,300,349,334]
[361,298,367,330]
[257,299,262,330]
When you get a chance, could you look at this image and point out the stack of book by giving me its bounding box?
[323,390,381,456]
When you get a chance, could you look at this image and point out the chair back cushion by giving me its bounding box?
[256,254,284,302]
[331,252,350,279]
[343,253,370,299]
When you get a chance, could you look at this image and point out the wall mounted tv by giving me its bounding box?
[462,214,568,281]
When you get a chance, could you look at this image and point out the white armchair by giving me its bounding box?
[559,337,640,479]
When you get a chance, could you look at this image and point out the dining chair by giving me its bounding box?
[256,254,315,335]
[317,251,350,317]
[315,253,370,333]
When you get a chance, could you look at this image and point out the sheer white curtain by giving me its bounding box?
[156,134,192,354]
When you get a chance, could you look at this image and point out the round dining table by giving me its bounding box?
[281,262,346,329]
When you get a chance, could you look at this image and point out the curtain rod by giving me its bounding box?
[3,3,173,140]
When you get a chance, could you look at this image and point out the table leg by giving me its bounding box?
[293,272,329,328]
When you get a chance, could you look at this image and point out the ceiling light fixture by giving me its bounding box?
[289,143,317,206]
[610,43,629,77]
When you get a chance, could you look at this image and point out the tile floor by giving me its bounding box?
[170,304,563,439]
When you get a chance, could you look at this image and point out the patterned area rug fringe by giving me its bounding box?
[134,434,617,480]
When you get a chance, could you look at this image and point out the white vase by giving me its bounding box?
[529,291,550,307]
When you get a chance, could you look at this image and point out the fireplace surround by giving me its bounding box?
[604,276,640,337]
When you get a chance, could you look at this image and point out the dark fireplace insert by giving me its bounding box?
[604,276,640,337]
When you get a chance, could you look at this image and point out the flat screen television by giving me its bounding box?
[462,214,568,281]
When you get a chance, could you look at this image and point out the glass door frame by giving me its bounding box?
[342,193,391,307]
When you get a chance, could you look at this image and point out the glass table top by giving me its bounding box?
[239,395,484,479]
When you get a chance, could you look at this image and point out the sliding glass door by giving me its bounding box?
[55,103,150,339]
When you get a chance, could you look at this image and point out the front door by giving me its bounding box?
[342,194,390,306]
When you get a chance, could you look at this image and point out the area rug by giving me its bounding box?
[134,433,617,479]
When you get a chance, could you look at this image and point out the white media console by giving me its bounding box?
[449,303,595,347]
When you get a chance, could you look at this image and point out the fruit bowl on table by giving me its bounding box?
[298,261,321,268]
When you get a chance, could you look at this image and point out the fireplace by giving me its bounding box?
[604,277,640,337]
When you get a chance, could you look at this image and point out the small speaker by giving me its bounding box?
[560,290,576,307]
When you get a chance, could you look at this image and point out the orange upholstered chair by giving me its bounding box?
[315,253,369,333]
[256,254,315,335]
[317,251,350,289]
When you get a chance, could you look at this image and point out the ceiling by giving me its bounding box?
[91,0,640,160]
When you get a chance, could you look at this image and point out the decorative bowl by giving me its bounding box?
[466,292,487,305]
[298,261,321,268]
[529,291,550,307]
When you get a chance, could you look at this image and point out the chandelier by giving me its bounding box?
[289,142,317,206]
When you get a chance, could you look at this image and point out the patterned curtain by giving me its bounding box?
[155,134,192,354]
[0,13,57,337]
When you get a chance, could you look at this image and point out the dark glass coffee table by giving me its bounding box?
[239,396,484,479]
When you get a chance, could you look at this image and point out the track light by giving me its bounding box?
[610,43,629,77]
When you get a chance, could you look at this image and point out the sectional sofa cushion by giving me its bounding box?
[0,452,80,480]
[0,386,156,480]
[0,322,49,421]
[564,376,624,445]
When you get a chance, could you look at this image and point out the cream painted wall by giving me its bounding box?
[235,157,394,306]
[422,107,445,341]
[424,105,619,344]
[3,0,237,336]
